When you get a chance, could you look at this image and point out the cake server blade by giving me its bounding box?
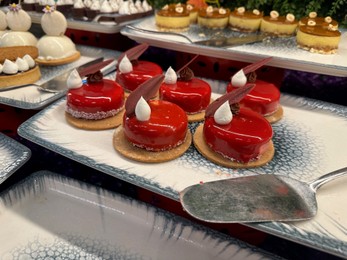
[194,34,268,48]
[180,167,347,223]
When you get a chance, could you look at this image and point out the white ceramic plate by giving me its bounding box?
[0,46,120,110]
[18,78,347,258]
[0,133,31,184]
[0,170,279,259]
[121,17,347,77]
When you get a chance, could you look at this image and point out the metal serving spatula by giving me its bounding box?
[180,167,347,223]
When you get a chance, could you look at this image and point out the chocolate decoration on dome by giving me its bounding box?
[242,57,272,74]
[117,43,149,68]
[177,54,199,74]
[205,83,255,118]
[86,71,103,83]
[178,67,194,81]
[125,74,165,117]
[247,71,257,83]
[79,59,114,78]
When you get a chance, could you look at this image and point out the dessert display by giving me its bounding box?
[116,43,163,94]
[226,57,283,123]
[155,3,190,31]
[159,57,212,122]
[0,4,38,47]
[65,59,125,130]
[0,46,41,88]
[299,12,338,30]
[186,3,198,23]
[0,10,7,39]
[36,6,80,65]
[72,0,86,20]
[113,74,192,163]
[260,10,298,36]
[296,15,341,54]
[229,7,263,32]
[193,84,274,168]
[197,6,230,29]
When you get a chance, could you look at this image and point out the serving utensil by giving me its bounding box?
[180,167,347,223]
[126,25,267,47]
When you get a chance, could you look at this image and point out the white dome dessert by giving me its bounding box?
[37,35,78,60]
[41,6,67,36]
[0,10,7,38]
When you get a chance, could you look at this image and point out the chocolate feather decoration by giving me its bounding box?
[176,54,199,74]
[205,83,255,118]
[125,74,165,117]
[242,57,272,75]
[79,59,114,78]
[117,43,149,65]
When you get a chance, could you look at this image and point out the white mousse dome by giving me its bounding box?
[6,6,32,31]
[41,8,67,36]
[0,31,37,46]
[37,35,77,60]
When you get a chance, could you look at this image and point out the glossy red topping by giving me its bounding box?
[67,79,124,119]
[204,108,273,163]
[159,78,211,114]
[116,61,163,92]
[227,79,280,116]
[123,100,188,151]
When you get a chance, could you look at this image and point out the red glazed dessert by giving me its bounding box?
[193,84,274,168]
[115,43,163,93]
[159,65,211,117]
[65,59,125,130]
[227,57,283,123]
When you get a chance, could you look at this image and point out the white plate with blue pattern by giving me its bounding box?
[18,78,347,258]
[121,17,347,77]
[0,46,120,110]
[0,132,31,184]
[0,171,280,259]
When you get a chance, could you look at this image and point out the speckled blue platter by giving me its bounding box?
[18,78,347,258]
[0,171,279,259]
[0,132,31,184]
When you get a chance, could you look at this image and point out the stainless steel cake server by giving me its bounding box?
[180,167,347,223]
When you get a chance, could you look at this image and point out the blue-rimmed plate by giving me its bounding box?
[0,133,31,184]
[18,78,347,258]
[0,170,280,259]
[0,46,120,110]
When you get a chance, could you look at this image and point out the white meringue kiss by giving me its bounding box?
[15,57,29,71]
[164,66,177,84]
[214,101,233,125]
[2,59,18,74]
[22,54,36,68]
[119,55,133,73]
[67,69,83,89]
[135,96,151,121]
[231,69,247,87]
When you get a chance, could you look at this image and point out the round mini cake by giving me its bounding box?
[229,7,263,32]
[296,18,341,54]
[36,6,80,65]
[159,65,211,122]
[0,46,41,88]
[193,85,274,168]
[0,4,37,47]
[65,61,125,130]
[116,43,163,94]
[155,3,190,31]
[198,6,230,29]
[299,12,338,30]
[113,74,192,163]
[260,11,298,36]
[226,57,283,123]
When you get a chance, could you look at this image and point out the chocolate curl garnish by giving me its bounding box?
[125,74,165,117]
[87,71,103,83]
[178,67,194,81]
[205,83,255,118]
[247,71,257,83]
[242,57,272,75]
[117,43,149,66]
[79,59,114,78]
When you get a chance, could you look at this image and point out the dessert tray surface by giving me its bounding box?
[18,78,347,258]
[0,45,120,110]
[121,17,347,77]
[0,133,31,185]
[0,170,279,259]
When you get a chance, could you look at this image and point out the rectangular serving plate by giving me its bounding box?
[121,17,347,77]
[18,78,347,258]
[0,171,278,259]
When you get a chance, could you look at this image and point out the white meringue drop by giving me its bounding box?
[164,67,177,84]
[135,96,151,121]
[15,57,29,71]
[214,101,233,125]
[67,69,83,89]
[2,59,18,74]
[119,55,133,73]
[22,54,35,68]
[231,69,247,87]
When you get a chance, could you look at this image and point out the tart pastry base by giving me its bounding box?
[0,66,41,88]
[193,124,275,168]
[113,128,192,163]
[65,109,124,130]
[265,105,283,124]
[36,51,81,66]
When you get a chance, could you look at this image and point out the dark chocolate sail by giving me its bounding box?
[79,59,114,78]
[117,43,149,65]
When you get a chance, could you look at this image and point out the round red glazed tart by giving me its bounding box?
[115,43,163,94]
[193,84,275,168]
[226,57,283,123]
[113,74,192,163]
[65,60,125,130]
[159,64,211,122]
